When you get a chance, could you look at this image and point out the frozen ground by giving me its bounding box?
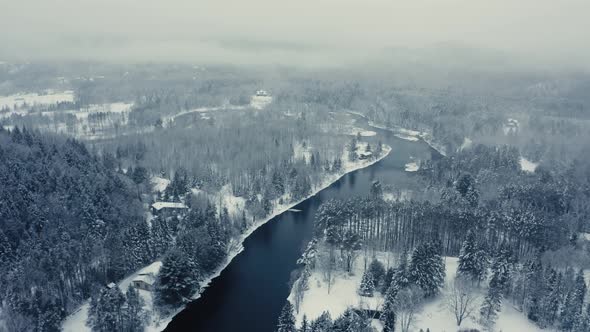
[63,144,392,332]
[405,161,420,172]
[520,156,539,173]
[289,254,543,332]
[251,95,273,110]
[0,90,74,111]
[62,262,162,332]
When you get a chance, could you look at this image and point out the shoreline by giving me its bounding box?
[63,144,393,332]
[347,111,447,157]
[148,145,393,331]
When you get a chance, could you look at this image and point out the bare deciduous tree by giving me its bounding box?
[394,286,424,332]
[446,277,478,326]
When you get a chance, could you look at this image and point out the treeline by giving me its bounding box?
[0,127,146,331]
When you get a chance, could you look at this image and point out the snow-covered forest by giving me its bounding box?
[1,28,590,332]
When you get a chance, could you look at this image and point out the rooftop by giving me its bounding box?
[151,202,188,211]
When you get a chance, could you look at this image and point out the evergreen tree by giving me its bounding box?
[124,287,145,332]
[408,242,445,297]
[540,269,562,327]
[457,230,488,284]
[381,267,395,294]
[560,269,586,331]
[87,286,126,332]
[310,311,332,332]
[155,250,200,308]
[479,282,502,331]
[300,314,309,332]
[368,258,386,289]
[277,301,296,332]
[391,250,410,292]
[573,303,590,332]
[358,270,375,297]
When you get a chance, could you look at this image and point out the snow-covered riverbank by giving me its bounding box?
[288,254,542,332]
[62,144,392,332]
[347,111,447,157]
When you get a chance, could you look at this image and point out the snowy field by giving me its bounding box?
[405,161,420,172]
[520,156,539,173]
[250,94,272,110]
[289,254,543,332]
[0,90,74,111]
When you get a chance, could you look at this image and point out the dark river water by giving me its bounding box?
[164,119,439,332]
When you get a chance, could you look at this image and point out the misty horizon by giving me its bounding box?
[1,0,589,70]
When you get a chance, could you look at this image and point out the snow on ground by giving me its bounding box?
[520,157,538,173]
[63,144,392,332]
[357,130,377,137]
[290,255,542,332]
[62,261,162,332]
[164,104,248,126]
[460,137,473,151]
[294,142,313,162]
[0,90,74,111]
[382,189,412,202]
[405,162,420,172]
[289,251,395,325]
[366,119,447,157]
[250,95,272,110]
[151,176,170,193]
[215,184,247,218]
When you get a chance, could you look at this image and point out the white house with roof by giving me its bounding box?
[151,201,188,217]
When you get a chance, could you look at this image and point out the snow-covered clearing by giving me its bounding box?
[62,262,162,332]
[294,142,313,162]
[289,255,542,332]
[0,90,74,111]
[356,130,377,137]
[151,176,171,193]
[460,137,473,151]
[405,162,420,172]
[382,189,412,202]
[520,156,538,173]
[250,95,272,110]
[289,252,394,324]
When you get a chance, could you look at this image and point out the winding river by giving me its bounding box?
[165,119,440,332]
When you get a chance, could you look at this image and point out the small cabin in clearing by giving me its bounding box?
[132,273,156,291]
[151,202,188,217]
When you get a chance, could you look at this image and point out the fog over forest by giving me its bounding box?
[1,0,589,68]
[1,2,590,332]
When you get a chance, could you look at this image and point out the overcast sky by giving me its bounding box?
[1,0,589,68]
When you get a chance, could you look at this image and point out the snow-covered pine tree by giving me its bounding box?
[310,311,333,332]
[380,279,398,332]
[381,267,395,294]
[390,249,410,293]
[368,258,386,289]
[123,286,145,332]
[358,270,375,297]
[559,269,586,331]
[154,250,200,309]
[573,303,590,332]
[276,301,296,332]
[479,281,502,332]
[87,285,126,332]
[457,229,488,284]
[540,268,562,327]
[409,241,445,297]
[300,314,309,332]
